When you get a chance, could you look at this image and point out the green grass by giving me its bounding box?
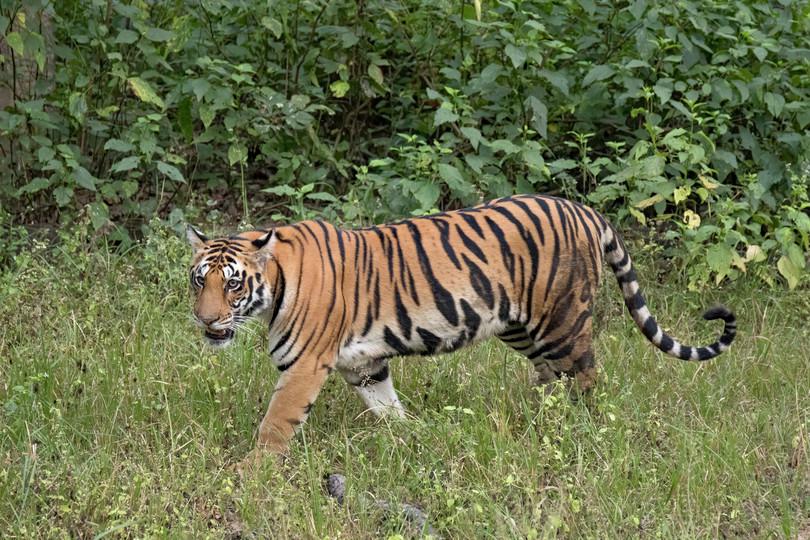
[1,231,808,539]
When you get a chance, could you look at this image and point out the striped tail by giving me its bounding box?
[601,225,736,361]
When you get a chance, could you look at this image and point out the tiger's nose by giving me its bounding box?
[197,313,219,325]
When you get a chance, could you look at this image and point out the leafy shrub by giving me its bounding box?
[1,0,808,287]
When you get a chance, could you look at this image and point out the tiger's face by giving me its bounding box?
[186,226,276,348]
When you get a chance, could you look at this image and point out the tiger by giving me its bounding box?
[186,194,736,459]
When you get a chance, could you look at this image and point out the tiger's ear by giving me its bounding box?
[186,225,208,252]
[251,229,275,263]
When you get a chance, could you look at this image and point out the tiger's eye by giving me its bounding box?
[227,278,241,290]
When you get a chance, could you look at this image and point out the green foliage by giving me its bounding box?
[1,0,808,287]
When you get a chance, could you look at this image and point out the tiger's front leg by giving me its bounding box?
[250,356,334,459]
[338,361,406,419]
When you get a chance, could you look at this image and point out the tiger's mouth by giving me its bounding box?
[204,327,235,346]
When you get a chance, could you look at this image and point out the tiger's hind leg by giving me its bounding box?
[338,360,406,419]
[498,325,560,388]
[499,319,597,393]
[529,312,598,393]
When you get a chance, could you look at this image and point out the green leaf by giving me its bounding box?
[127,77,165,109]
[653,80,673,104]
[504,44,527,69]
[662,128,689,150]
[414,182,440,209]
[37,146,55,163]
[228,143,247,166]
[706,244,733,274]
[787,243,806,270]
[487,139,520,155]
[306,192,338,202]
[260,16,283,38]
[53,186,73,206]
[88,202,109,230]
[582,65,614,87]
[764,92,785,117]
[5,32,24,56]
[104,139,134,153]
[68,93,87,121]
[777,255,802,289]
[548,158,578,172]
[115,29,139,44]
[199,104,215,128]
[367,64,384,87]
[437,163,469,193]
[156,161,185,183]
[540,70,569,96]
[110,156,141,173]
[190,79,211,102]
[177,98,194,143]
[713,149,737,168]
[433,104,458,127]
[460,127,483,150]
[640,156,666,177]
[522,148,545,171]
[18,177,50,195]
[262,185,297,197]
[330,80,350,98]
[144,27,174,42]
[673,186,691,204]
[526,96,548,138]
[73,166,97,191]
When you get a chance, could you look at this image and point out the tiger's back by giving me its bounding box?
[187,194,736,457]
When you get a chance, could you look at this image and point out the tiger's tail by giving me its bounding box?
[601,224,736,361]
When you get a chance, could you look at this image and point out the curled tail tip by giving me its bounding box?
[702,304,737,355]
[702,305,735,323]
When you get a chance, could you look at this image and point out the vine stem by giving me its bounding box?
[240,160,249,223]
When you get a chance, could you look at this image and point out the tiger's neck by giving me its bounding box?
[264,220,358,365]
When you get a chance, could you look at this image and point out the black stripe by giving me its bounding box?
[434,219,462,270]
[626,291,645,311]
[395,288,412,340]
[553,199,572,246]
[373,273,381,319]
[361,306,375,337]
[532,198,561,304]
[459,298,481,339]
[361,365,390,386]
[641,317,658,339]
[497,283,510,322]
[455,224,488,263]
[529,308,591,360]
[617,267,637,286]
[460,212,485,238]
[406,222,459,326]
[267,269,286,327]
[483,216,515,282]
[491,204,539,318]
[512,198,547,246]
[417,327,441,355]
[383,326,410,355]
[270,328,293,355]
[678,346,694,360]
[462,253,494,309]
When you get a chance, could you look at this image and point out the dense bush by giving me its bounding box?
[1,0,808,287]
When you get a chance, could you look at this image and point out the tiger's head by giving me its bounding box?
[186,225,277,348]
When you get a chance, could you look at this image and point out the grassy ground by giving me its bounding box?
[0,229,808,539]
